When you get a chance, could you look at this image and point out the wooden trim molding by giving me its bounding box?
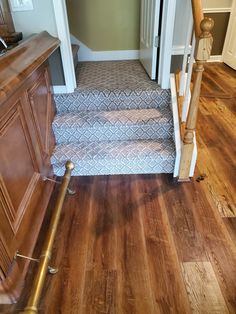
[0,31,59,303]
[203,7,232,13]
[0,31,60,104]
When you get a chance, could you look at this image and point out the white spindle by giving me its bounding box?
[181,33,196,122]
[179,14,194,96]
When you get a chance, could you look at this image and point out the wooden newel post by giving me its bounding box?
[178,17,214,181]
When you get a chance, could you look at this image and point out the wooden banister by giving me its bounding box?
[178,15,214,181]
[191,0,204,37]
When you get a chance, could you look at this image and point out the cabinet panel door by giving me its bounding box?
[27,67,54,162]
[0,99,40,255]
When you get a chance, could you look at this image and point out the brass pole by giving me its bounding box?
[20,161,74,314]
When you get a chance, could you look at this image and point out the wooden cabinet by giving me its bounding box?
[0,32,59,303]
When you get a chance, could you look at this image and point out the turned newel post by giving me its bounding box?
[178,17,214,181]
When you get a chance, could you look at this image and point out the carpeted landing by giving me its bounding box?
[52,60,176,176]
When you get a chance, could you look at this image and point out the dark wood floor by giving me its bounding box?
[1,63,235,313]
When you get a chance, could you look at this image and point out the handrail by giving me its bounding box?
[191,0,204,37]
[20,161,74,314]
[178,2,214,181]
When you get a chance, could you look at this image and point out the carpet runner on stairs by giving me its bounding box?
[52,60,176,176]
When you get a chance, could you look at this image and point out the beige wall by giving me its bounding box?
[202,0,232,9]
[11,0,57,38]
[66,0,140,51]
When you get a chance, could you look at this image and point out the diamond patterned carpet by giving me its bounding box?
[54,61,171,112]
[52,60,175,176]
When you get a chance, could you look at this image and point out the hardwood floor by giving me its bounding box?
[0,63,235,313]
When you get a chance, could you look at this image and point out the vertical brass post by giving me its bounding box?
[20,161,74,314]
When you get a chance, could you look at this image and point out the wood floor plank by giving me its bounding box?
[200,63,236,98]
[80,175,157,314]
[41,177,97,314]
[161,175,208,262]
[196,138,236,217]
[83,176,117,271]
[114,175,157,314]
[182,262,229,313]
[184,181,236,313]
[136,174,191,313]
[80,176,119,314]
[223,218,236,249]
[82,269,117,314]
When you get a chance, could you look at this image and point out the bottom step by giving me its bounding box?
[51,139,175,176]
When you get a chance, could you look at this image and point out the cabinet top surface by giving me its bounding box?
[0,31,60,104]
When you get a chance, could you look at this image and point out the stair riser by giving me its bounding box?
[54,92,171,113]
[53,124,174,144]
[52,159,175,176]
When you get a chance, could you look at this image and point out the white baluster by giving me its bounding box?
[181,34,196,122]
[179,14,194,96]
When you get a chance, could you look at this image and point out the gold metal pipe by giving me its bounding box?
[20,161,74,314]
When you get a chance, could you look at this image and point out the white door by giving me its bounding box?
[222,0,236,70]
[140,0,161,80]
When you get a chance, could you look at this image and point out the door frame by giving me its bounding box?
[52,0,176,92]
[222,0,236,69]
[158,0,176,89]
[140,0,161,80]
[52,0,76,93]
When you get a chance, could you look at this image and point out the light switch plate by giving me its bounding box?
[9,0,34,12]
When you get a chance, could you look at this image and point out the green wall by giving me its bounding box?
[66,0,140,51]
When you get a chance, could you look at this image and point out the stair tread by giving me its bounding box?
[52,139,175,162]
[53,107,173,128]
[52,139,175,176]
[54,61,171,113]
[75,61,166,92]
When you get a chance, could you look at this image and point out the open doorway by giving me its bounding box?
[53,0,176,92]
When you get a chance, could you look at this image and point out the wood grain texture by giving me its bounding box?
[223,218,236,244]
[0,172,235,313]
[0,35,57,303]
[200,63,236,98]
[161,175,208,262]
[136,175,191,313]
[0,63,235,313]
[182,262,229,313]
[0,31,60,104]
[196,63,236,218]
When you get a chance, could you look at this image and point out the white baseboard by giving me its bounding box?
[52,85,68,94]
[208,55,223,62]
[70,34,139,61]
